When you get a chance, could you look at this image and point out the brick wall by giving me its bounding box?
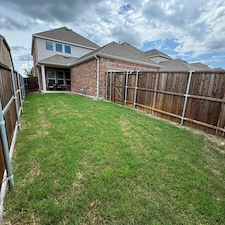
[71,57,160,98]
[99,58,159,97]
[32,39,42,91]
[71,58,97,96]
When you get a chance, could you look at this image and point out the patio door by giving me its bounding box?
[47,70,56,85]
[56,71,65,85]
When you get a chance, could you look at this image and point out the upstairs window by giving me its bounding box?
[65,45,71,54]
[46,41,53,51]
[56,43,62,52]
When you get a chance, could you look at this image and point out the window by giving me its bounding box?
[47,70,55,85]
[46,41,53,51]
[65,71,71,85]
[56,43,62,52]
[65,45,71,54]
[56,71,64,85]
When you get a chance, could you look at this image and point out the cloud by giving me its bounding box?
[110,24,143,47]
[11,46,28,52]
[1,0,103,23]
[141,0,225,56]
[16,53,33,61]
[0,15,29,30]
[1,0,225,70]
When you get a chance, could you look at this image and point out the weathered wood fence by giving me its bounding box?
[25,77,38,91]
[0,62,25,187]
[106,71,225,136]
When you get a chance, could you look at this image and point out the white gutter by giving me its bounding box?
[95,55,100,99]
[72,53,163,68]
[99,53,162,68]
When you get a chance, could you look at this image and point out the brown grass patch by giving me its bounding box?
[84,196,108,225]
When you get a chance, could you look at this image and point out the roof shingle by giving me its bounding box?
[144,49,172,59]
[73,42,162,68]
[39,54,78,67]
[159,59,224,72]
[34,27,100,49]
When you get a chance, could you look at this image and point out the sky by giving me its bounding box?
[0,0,225,75]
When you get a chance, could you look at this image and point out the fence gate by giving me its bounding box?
[106,71,126,104]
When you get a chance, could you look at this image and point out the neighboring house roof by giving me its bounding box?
[159,59,197,72]
[144,49,172,60]
[33,27,100,50]
[39,54,78,67]
[189,62,212,70]
[0,34,14,68]
[159,59,224,72]
[72,42,162,68]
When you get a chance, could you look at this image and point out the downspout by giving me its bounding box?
[95,55,100,99]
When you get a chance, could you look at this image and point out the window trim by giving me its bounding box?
[56,43,62,52]
[47,70,56,85]
[56,70,65,85]
[47,70,71,87]
[46,41,53,51]
[65,45,71,54]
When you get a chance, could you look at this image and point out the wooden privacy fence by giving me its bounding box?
[25,76,38,91]
[0,62,25,187]
[106,71,225,136]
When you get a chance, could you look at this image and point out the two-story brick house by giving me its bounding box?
[31,27,100,92]
[32,27,162,98]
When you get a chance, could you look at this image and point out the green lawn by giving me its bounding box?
[3,93,225,225]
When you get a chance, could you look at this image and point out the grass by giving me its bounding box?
[3,93,225,225]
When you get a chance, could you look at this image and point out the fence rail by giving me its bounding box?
[0,63,25,188]
[106,71,225,136]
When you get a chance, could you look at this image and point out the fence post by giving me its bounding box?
[152,72,159,114]
[10,68,21,131]
[181,70,194,126]
[106,72,108,99]
[133,71,139,108]
[16,72,23,113]
[110,71,112,101]
[0,100,14,190]
[21,76,25,101]
[124,71,129,106]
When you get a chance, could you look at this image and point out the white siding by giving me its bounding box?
[36,38,93,61]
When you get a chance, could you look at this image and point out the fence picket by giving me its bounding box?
[108,70,225,136]
[0,65,25,187]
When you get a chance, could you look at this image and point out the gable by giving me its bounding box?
[33,27,100,50]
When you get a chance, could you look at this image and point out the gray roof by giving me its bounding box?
[159,59,224,72]
[72,42,162,68]
[39,54,78,67]
[34,27,100,49]
[189,62,212,70]
[144,49,172,59]
[159,59,197,72]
